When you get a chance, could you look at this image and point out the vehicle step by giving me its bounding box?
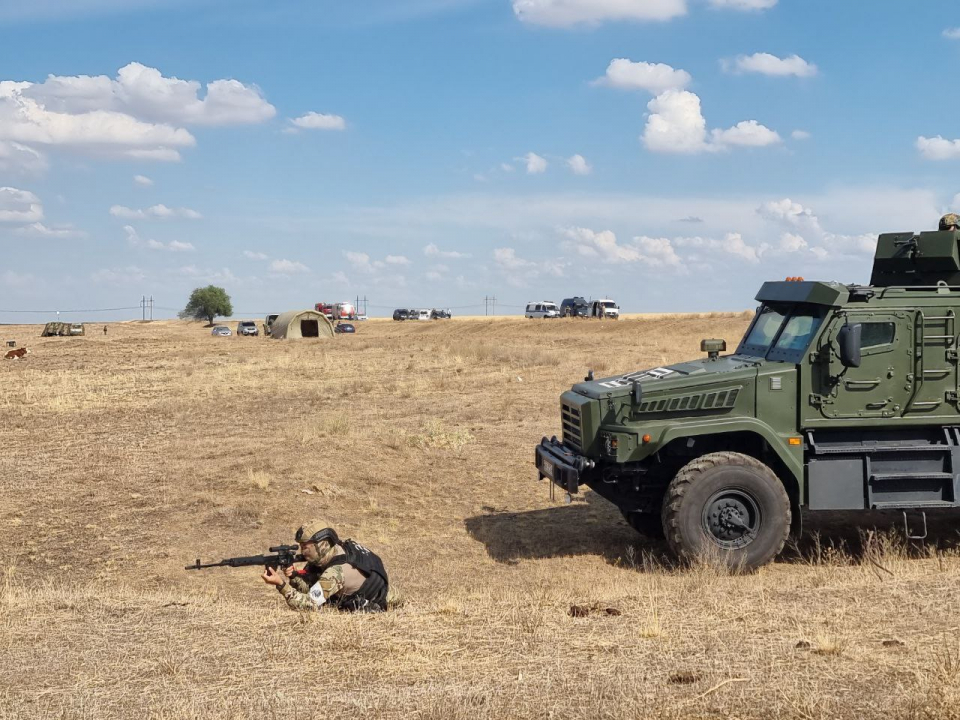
[872,500,957,509]
[810,444,951,455]
[870,472,954,482]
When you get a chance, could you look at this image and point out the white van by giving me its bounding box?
[417,309,432,321]
[590,299,620,319]
[525,301,561,319]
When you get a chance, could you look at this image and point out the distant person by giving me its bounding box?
[940,213,959,232]
[260,520,389,612]
[103,325,108,336]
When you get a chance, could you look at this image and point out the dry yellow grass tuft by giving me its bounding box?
[3,316,960,718]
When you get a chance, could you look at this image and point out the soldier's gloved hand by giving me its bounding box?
[261,567,286,587]
[282,565,296,579]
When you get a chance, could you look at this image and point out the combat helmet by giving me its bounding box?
[295,520,340,548]
[940,213,960,231]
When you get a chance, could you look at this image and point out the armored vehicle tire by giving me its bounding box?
[620,510,665,539]
[662,452,790,571]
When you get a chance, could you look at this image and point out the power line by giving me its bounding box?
[0,306,141,313]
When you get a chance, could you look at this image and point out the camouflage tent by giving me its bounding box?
[269,309,334,339]
[41,322,84,337]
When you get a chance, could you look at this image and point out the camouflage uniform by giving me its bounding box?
[278,550,349,611]
[940,213,960,231]
[276,521,389,612]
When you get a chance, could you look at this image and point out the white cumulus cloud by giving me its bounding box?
[674,233,767,263]
[725,53,817,77]
[594,59,691,94]
[709,0,777,10]
[711,120,781,147]
[123,225,194,252]
[288,112,346,131]
[757,198,821,231]
[943,27,960,40]
[566,154,592,175]
[0,141,47,174]
[917,136,960,160]
[109,204,201,220]
[642,90,780,153]
[522,152,548,174]
[22,62,275,126]
[385,255,411,265]
[562,227,641,262]
[269,259,310,274]
[512,0,686,27]
[14,222,86,239]
[779,233,808,252]
[424,243,470,259]
[642,90,709,154]
[243,250,268,260]
[791,130,811,140]
[133,174,153,186]
[0,187,42,223]
[0,63,274,166]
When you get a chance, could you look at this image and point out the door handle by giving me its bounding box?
[844,378,881,388]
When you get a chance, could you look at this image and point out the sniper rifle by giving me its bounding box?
[185,544,303,571]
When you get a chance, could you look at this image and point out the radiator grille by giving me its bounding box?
[561,403,582,451]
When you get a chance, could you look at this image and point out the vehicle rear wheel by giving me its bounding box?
[662,451,789,570]
[620,510,664,539]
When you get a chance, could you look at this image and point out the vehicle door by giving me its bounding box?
[803,311,911,423]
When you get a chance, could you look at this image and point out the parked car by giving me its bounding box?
[335,322,356,334]
[236,320,259,336]
[263,313,279,336]
[589,299,620,319]
[69,323,85,336]
[356,314,368,321]
[525,301,561,319]
[560,297,589,318]
[416,309,432,321]
[393,308,411,321]
[211,325,232,337]
[430,309,452,319]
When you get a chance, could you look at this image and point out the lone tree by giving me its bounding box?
[179,285,233,325]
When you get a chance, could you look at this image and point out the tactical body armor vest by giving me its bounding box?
[323,540,389,612]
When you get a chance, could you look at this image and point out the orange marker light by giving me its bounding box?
[788,437,802,446]
[642,434,652,443]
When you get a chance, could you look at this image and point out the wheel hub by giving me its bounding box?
[702,490,761,549]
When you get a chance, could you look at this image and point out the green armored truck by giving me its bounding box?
[536,227,960,569]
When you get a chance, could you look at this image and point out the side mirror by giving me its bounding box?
[837,323,862,368]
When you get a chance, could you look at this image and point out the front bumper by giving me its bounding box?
[535,436,595,493]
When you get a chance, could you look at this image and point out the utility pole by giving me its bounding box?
[149,295,154,321]
[141,295,146,321]
[484,295,498,316]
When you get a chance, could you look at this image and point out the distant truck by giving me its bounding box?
[264,314,279,336]
[334,302,356,320]
[315,303,334,319]
[560,297,590,318]
[589,299,620,319]
[316,302,356,320]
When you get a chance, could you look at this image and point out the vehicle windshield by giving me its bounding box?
[738,303,824,360]
[601,301,617,308]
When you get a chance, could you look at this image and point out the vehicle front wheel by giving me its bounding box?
[662,452,789,570]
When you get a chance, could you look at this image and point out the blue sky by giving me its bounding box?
[1,0,959,319]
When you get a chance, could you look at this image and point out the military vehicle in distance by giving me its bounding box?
[536,227,960,569]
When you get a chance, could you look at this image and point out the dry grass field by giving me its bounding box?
[3,314,960,720]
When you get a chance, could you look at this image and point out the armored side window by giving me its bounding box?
[860,321,895,349]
